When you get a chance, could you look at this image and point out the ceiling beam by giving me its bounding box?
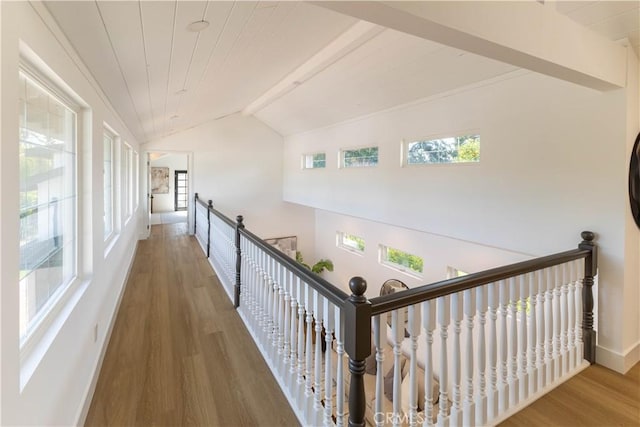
[312,1,627,91]
[242,20,384,116]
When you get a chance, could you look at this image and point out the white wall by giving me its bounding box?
[150,153,188,213]
[144,114,316,258]
[283,70,636,371]
[315,209,532,295]
[1,2,142,425]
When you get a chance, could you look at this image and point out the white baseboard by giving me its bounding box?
[596,341,640,374]
[74,238,139,426]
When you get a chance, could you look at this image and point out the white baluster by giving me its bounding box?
[277,265,285,365]
[437,295,450,427]
[567,261,577,371]
[283,267,291,376]
[560,263,569,376]
[450,293,462,427]
[408,304,422,427]
[304,285,314,419]
[527,272,538,397]
[462,289,475,427]
[537,268,547,390]
[297,278,306,410]
[544,268,554,385]
[475,286,488,426]
[324,299,334,427]
[487,283,498,422]
[392,308,404,427]
[422,300,436,427]
[271,259,280,361]
[335,307,345,427]
[373,315,384,427]
[498,280,509,413]
[289,272,298,390]
[509,277,518,407]
[552,266,561,382]
[314,290,324,425]
[518,275,528,402]
[575,259,584,364]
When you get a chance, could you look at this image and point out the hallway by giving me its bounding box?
[85,223,299,426]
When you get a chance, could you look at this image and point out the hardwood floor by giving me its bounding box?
[85,223,299,427]
[500,362,640,426]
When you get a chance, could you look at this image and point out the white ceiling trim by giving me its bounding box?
[242,20,384,116]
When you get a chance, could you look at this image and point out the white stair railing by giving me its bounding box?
[193,195,598,427]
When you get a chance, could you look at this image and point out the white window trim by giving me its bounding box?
[338,145,379,169]
[336,231,365,255]
[378,244,424,279]
[18,63,86,380]
[103,125,117,246]
[401,130,481,167]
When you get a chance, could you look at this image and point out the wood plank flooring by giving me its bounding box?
[85,223,299,427]
[500,362,640,426]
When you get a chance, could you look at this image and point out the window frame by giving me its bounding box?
[18,64,82,353]
[301,152,326,170]
[378,244,424,278]
[339,145,379,169]
[402,132,481,167]
[103,126,116,243]
[336,231,365,255]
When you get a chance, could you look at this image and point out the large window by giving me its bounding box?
[103,129,114,240]
[379,245,423,277]
[341,146,378,168]
[19,70,77,341]
[302,152,326,169]
[406,134,480,165]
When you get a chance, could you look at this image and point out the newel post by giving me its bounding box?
[344,276,372,427]
[579,230,597,364]
[234,215,244,309]
[194,193,198,234]
[206,200,213,258]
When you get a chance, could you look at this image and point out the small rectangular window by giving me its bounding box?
[302,152,326,169]
[337,232,365,254]
[341,146,378,168]
[406,134,480,165]
[379,245,423,277]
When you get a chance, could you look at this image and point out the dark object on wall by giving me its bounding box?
[629,132,640,228]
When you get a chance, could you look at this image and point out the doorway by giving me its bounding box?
[175,170,188,211]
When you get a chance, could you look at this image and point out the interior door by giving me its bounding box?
[175,170,188,211]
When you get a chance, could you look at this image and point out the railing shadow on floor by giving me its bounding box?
[194,193,597,427]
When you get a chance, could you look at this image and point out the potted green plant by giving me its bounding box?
[296,251,334,275]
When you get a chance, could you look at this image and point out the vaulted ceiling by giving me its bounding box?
[45,1,639,143]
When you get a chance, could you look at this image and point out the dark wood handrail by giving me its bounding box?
[195,194,349,306]
[195,194,235,228]
[239,227,349,306]
[369,248,591,315]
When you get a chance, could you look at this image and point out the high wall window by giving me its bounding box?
[406,134,480,165]
[337,231,365,254]
[341,146,378,168]
[302,152,326,169]
[103,129,115,241]
[379,245,423,277]
[19,70,77,341]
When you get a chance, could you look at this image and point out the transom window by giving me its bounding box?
[19,70,77,341]
[406,134,480,165]
[379,245,423,277]
[341,146,378,168]
[302,152,326,169]
[337,232,365,254]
